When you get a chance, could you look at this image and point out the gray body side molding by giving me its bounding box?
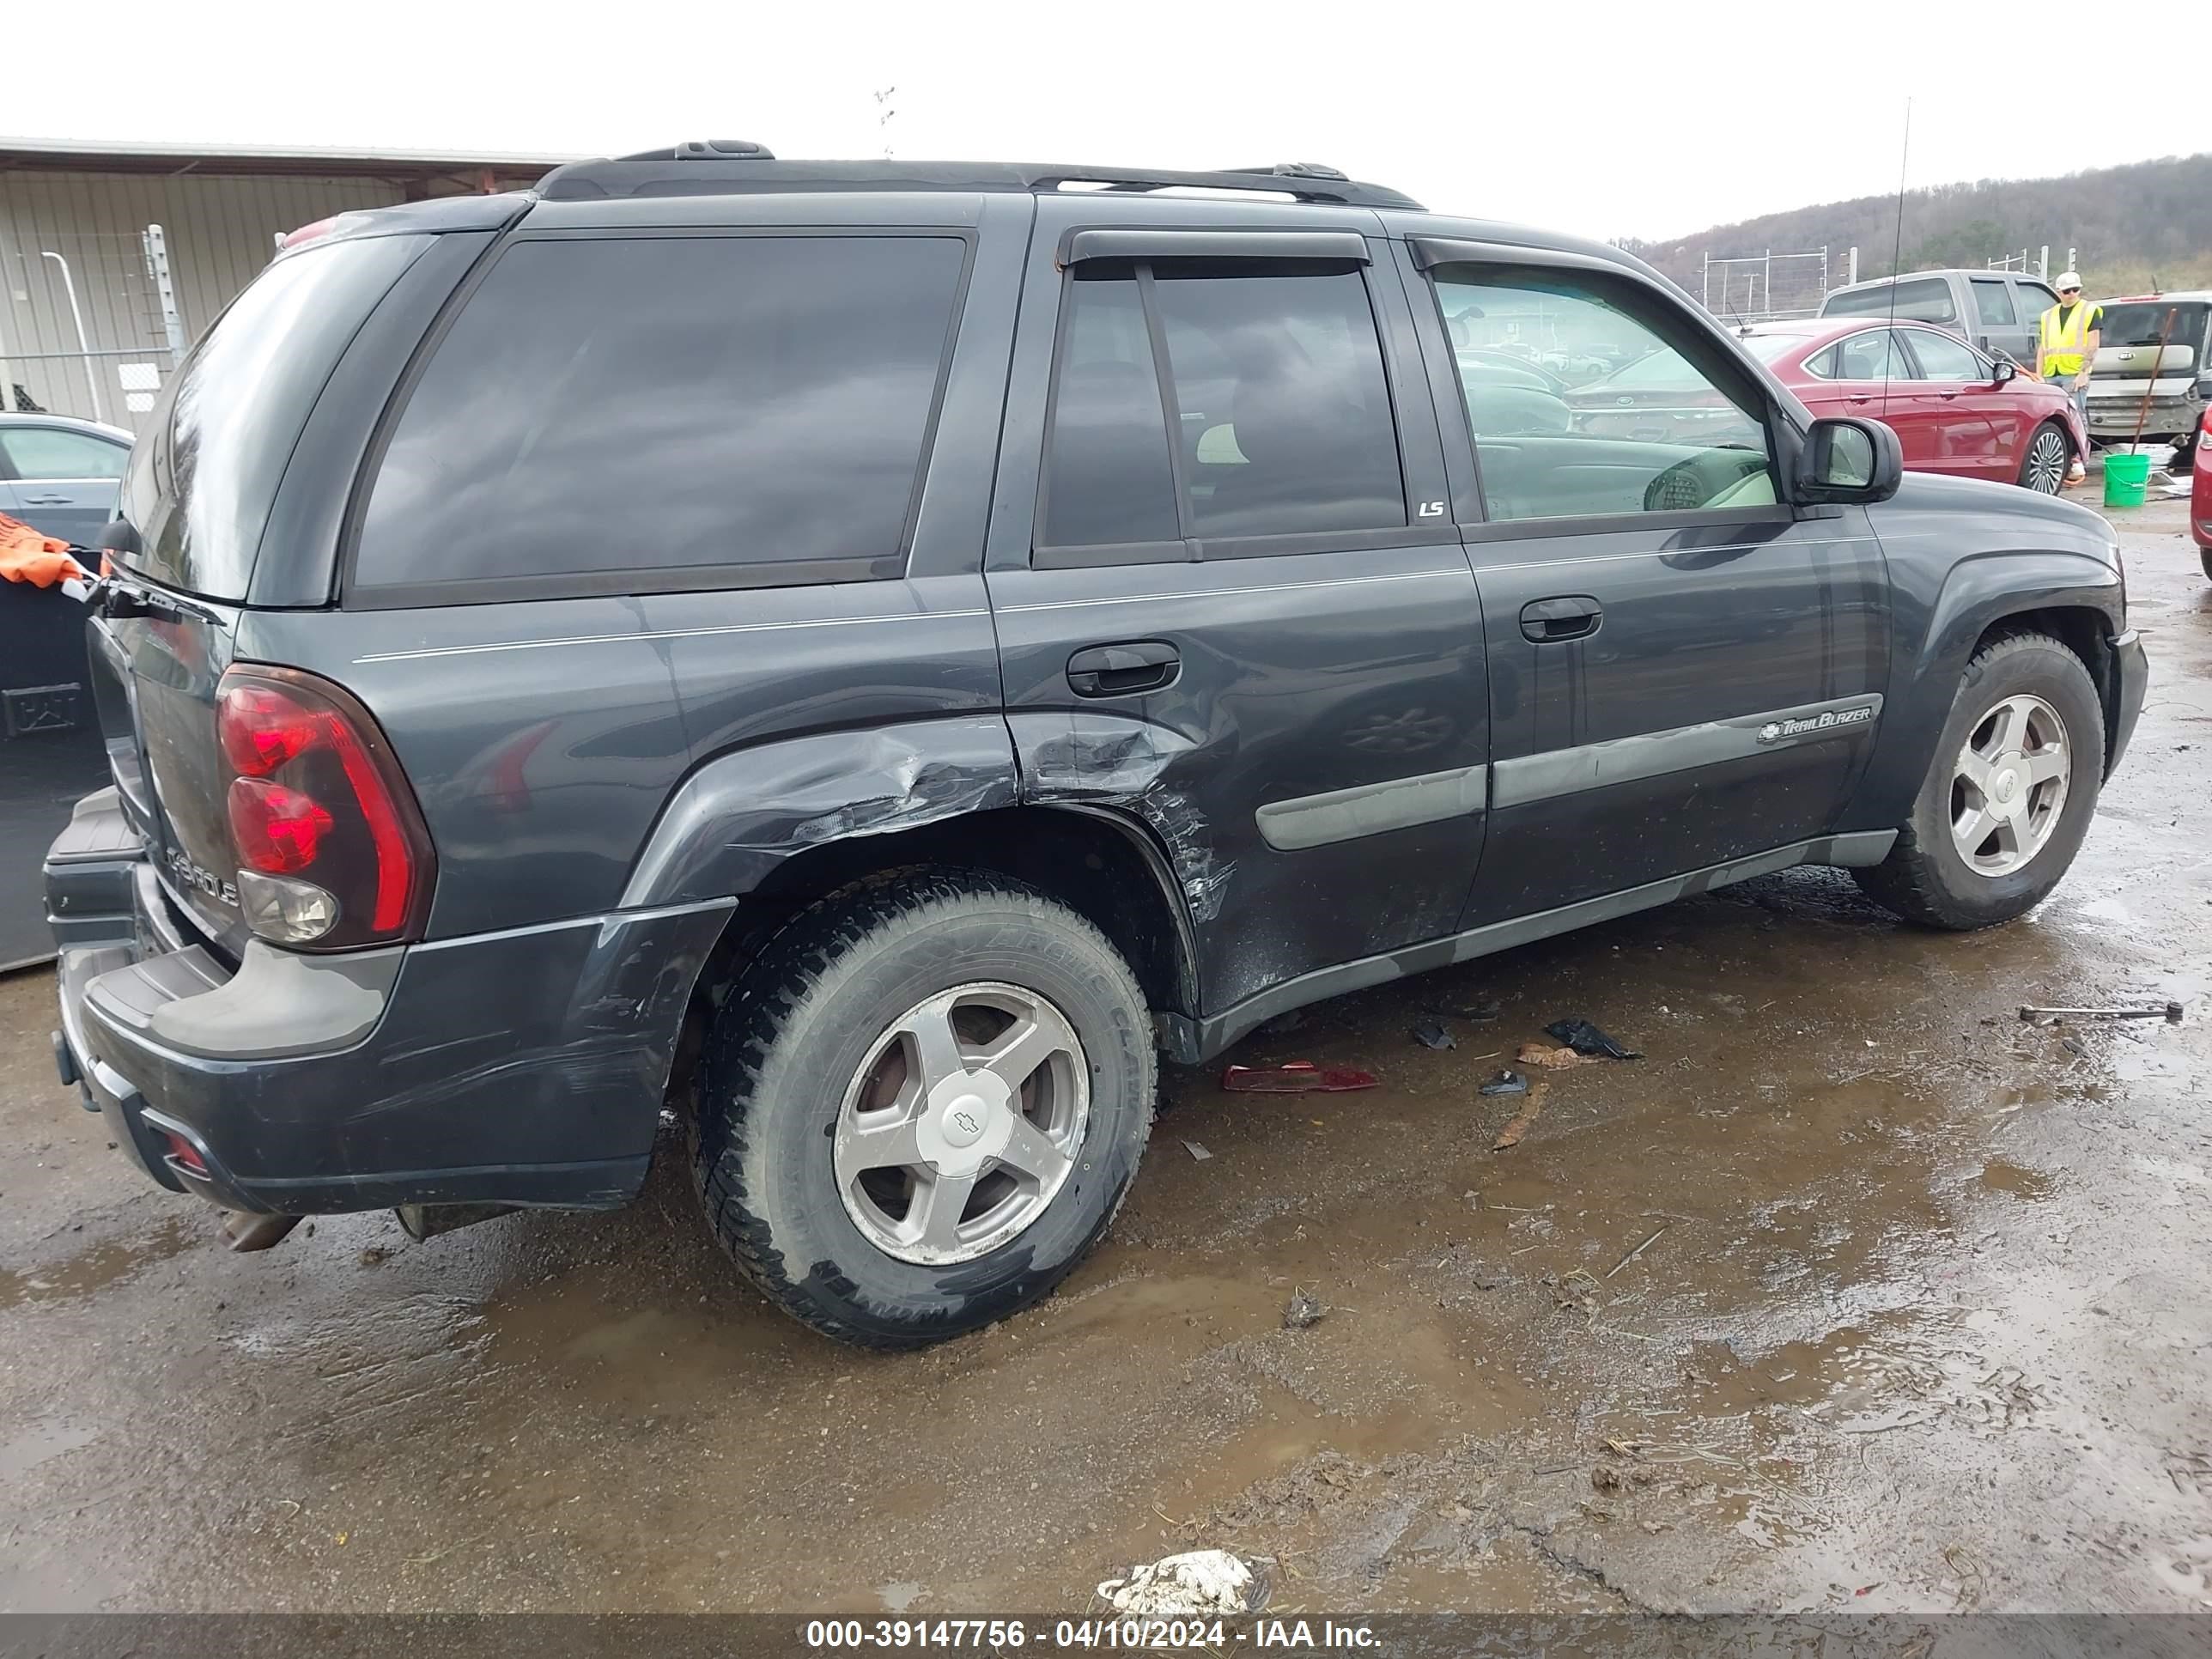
[1255,764,1487,852]
[1492,696,1885,811]
[620,715,1022,908]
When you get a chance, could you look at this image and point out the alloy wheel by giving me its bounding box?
[832,981,1090,1266]
[2024,428,2068,494]
[1950,693,2070,878]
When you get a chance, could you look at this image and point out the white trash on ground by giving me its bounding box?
[1097,1549,1267,1616]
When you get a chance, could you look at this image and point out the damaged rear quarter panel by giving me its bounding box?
[620,715,1020,908]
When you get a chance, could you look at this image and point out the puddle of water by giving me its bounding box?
[1976,1160,2057,1200]
[0,1217,197,1312]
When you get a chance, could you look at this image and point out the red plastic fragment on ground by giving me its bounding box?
[1220,1062,1377,1094]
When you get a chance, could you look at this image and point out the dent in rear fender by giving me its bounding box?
[618,716,1021,908]
[1006,711,1231,924]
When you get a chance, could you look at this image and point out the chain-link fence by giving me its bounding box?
[1,225,186,440]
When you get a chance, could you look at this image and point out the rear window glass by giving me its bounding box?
[354,235,966,595]
[118,234,431,600]
[1822,277,1959,325]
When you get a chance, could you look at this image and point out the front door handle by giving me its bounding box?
[1067,641,1180,697]
[19,493,73,506]
[1519,597,1601,644]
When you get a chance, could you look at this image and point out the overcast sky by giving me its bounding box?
[17,0,2209,241]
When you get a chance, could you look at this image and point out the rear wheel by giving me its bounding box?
[1855,633,2104,929]
[2200,548,2212,584]
[693,870,1155,1349]
[2017,422,2070,495]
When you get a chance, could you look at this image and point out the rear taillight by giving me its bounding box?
[216,665,434,949]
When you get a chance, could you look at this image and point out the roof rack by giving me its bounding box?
[536,145,1423,210]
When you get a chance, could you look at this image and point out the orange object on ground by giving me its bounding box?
[0,513,88,587]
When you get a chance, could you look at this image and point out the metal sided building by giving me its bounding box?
[0,138,564,434]
[0,138,562,969]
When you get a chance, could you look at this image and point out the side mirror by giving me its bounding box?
[1990,357,2018,385]
[1796,416,1903,505]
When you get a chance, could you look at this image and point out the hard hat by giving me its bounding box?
[2055,270,2083,290]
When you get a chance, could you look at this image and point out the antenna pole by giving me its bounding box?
[1882,100,1911,422]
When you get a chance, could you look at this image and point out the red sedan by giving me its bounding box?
[1568,317,2087,495]
[2195,399,2212,575]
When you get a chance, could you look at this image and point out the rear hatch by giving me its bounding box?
[2094,301,2208,380]
[94,231,439,958]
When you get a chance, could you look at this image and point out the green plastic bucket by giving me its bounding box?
[2104,451,2151,507]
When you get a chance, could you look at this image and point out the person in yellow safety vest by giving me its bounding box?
[2035,272,2102,486]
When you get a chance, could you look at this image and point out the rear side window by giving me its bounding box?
[354,235,966,596]
[119,233,432,601]
[1823,277,1959,325]
[1903,328,1984,381]
[1152,263,1404,539]
[1041,271,1182,549]
[1036,258,1405,554]
[1970,279,2017,325]
[1830,329,1912,381]
[0,427,126,480]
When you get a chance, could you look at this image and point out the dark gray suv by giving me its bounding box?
[46,144,2148,1349]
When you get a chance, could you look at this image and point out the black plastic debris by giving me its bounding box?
[1413,1021,1456,1050]
[1479,1069,1528,1097]
[1428,1000,1503,1022]
[1544,1018,1641,1060]
[1282,1289,1326,1330]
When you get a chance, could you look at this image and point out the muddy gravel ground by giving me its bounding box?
[3,497,2209,1619]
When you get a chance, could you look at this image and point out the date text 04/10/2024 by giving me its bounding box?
[800,1618,1380,1648]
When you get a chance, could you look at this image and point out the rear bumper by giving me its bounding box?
[2110,629,2148,775]
[46,788,732,1215]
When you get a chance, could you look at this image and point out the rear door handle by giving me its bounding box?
[19,493,73,505]
[1067,641,1180,697]
[1520,596,1602,643]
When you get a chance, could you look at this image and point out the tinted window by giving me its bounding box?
[1905,329,1984,380]
[118,233,431,600]
[1970,279,2017,325]
[2016,283,2059,316]
[1151,264,1404,539]
[1040,272,1180,548]
[1435,267,1775,522]
[356,235,964,592]
[1825,277,1959,325]
[1832,329,1912,381]
[0,427,127,480]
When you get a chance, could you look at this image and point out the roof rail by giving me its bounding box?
[536,149,1422,210]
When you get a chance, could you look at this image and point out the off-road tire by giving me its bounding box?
[2015,421,2071,495]
[693,869,1155,1349]
[1855,632,2104,929]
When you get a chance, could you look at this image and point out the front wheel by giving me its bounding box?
[693,870,1156,1349]
[1855,633,2105,929]
[2016,421,2071,495]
